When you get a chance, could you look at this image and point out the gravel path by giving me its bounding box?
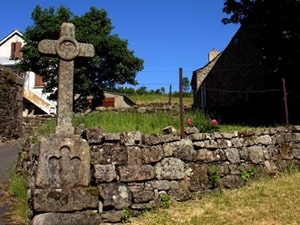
[0,143,19,225]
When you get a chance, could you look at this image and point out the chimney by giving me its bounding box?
[208,48,220,62]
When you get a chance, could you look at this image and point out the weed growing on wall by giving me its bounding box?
[240,167,258,181]
[159,195,172,209]
[207,166,221,188]
[121,207,131,223]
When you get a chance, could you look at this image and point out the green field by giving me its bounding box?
[128,94,193,106]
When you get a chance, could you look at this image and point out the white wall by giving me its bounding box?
[0,33,24,57]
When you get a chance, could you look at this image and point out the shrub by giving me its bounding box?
[186,110,220,133]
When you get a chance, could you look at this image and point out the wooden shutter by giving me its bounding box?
[10,42,22,59]
[14,42,22,59]
[10,42,16,59]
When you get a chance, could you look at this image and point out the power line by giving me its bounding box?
[205,87,281,94]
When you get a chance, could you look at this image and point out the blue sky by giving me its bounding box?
[0,1,239,92]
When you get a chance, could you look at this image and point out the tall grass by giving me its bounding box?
[36,110,254,136]
[75,111,181,134]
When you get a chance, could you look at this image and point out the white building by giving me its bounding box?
[0,29,57,115]
[0,29,24,70]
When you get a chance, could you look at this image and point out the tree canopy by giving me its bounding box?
[19,5,144,108]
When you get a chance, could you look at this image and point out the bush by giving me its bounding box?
[185,110,220,133]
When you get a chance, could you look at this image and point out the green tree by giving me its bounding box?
[19,5,143,109]
[136,86,147,95]
[182,77,190,93]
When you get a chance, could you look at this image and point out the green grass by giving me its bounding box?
[36,109,256,136]
[130,170,300,225]
[75,111,182,133]
[8,170,29,222]
[128,94,193,106]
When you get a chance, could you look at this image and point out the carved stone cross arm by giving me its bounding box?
[38,38,95,60]
[38,22,95,136]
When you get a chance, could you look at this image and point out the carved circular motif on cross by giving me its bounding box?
[55,36,80,61]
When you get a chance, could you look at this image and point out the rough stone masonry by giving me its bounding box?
[32,23,102,225]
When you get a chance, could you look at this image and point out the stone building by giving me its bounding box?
[191,26,288,125]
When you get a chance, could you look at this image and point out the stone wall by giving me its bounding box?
[0,66,24,140]
[20,125,300,224]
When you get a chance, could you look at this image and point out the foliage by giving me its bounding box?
[159,195,172,209]
[182,77,190,93]
[19,5,144,108]
[207,166,221,188]
[240,167,257,181]
[186,110,220,133]
[121,207,131,223]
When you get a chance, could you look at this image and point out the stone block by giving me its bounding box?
[128,184,155,203]
[143,145,164,163]
[143,134,180,145]
[155,158,185,180]
[105,133,120,142]
[173,139,196,161]
[118,165,155,182]
[94,164,117,182]
[122,131,142,146]
[225,148,240,163]
[248,146,264,164]
[127,146,143,165]
[98,183,131,210]
[95,144,128,165]
[32,212,102,225]
[256,134,273,145]
[101,210,124,223]
[149,180,170,190]
[33,188,98,212]
[36,135,90,188]
[85,127,104,144]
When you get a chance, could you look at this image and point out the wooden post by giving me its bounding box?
[179,68,185,139]
[282,77,289,127]
[168,85,172,105]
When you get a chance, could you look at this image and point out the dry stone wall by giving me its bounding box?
[21,125,300,224]
[0,67,23,140]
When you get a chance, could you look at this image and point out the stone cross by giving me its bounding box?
[38,22,95,135]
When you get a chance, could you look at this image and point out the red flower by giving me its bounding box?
[187,118,193,125]
[210,119,218,126]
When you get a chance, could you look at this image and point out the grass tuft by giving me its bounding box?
[8,170,29,221]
